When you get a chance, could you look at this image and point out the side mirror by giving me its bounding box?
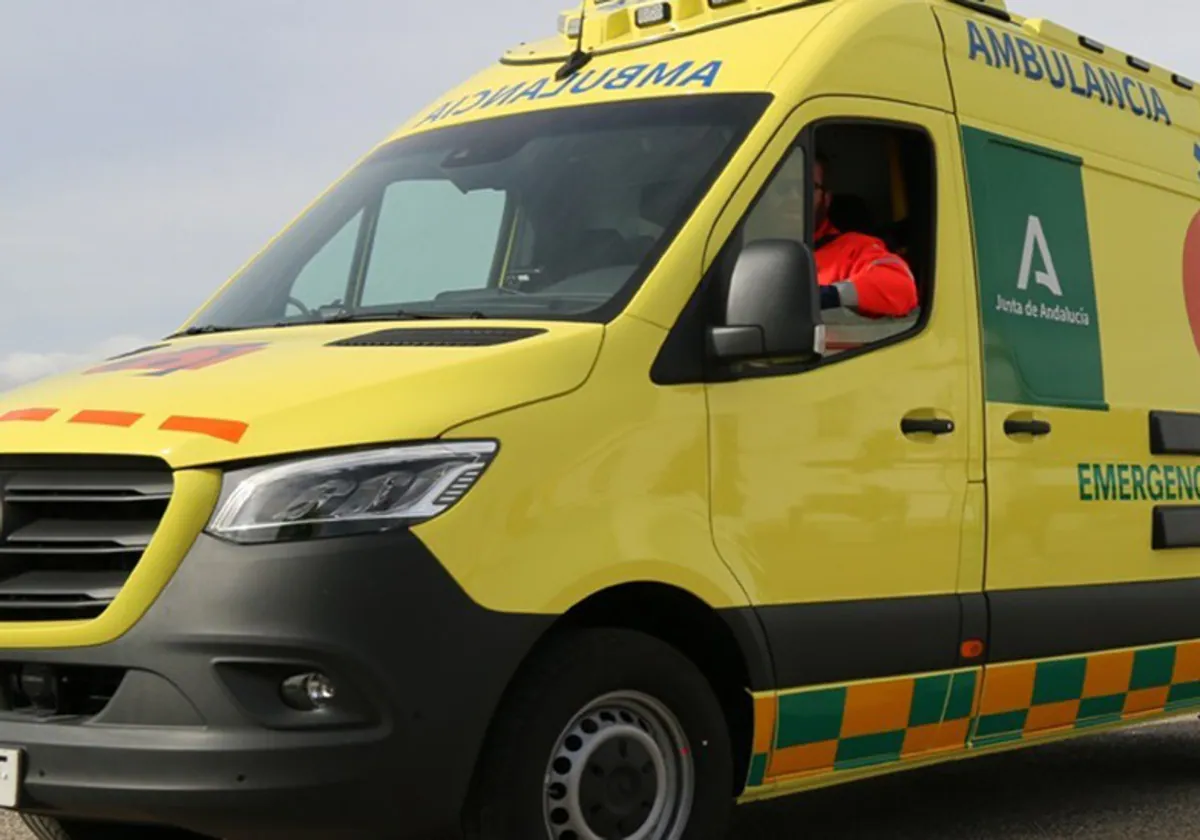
[707,239,825,363]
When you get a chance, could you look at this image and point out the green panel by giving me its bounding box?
[1032,658,1087,705]
[961,126,1106,410]
[909,674,952,728]
[834,731,907,770]
[1167,680,1200,707]
[776,687,846,748]
[944,671,978,721]
[746,753,768,788]
[973,710,1027,741]
[1078,693,1125,720]
[1130,647,1177,691]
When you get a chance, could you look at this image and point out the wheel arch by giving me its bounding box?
[467,581,775,807]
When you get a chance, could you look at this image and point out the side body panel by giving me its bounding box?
[935,2,1200,747]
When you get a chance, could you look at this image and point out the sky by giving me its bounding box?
[1,0,1195,392]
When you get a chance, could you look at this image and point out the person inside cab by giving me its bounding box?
[811,152,918,319]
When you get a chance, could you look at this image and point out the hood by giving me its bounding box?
[0,321,604,469]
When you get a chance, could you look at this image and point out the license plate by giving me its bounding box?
[0,749,21,809]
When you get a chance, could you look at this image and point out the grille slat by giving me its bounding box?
[0,546,142,558]
[6,471,172,499]
[0,570,127,598]
[0,459,172,621]
[5,492,171,504]
[7,519,157,549]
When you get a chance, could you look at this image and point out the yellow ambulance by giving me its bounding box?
[5,0,1200,837]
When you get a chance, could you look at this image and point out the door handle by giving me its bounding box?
[1004,418,1052,437]
[901,416,955,436]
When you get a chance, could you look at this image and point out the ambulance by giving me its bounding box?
[4,0,1200,837]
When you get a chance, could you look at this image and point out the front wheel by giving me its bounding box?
[465,627,735,840]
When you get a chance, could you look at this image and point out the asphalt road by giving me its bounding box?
[2,717,1199,838]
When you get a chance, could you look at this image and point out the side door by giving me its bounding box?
[961,126,1200,745]
[936,1,1200,750]
[702,97,986,785]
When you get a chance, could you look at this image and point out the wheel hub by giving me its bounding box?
[543,691,693,840]
[579,734,658,833]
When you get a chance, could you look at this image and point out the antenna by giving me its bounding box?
[556,0,594,81]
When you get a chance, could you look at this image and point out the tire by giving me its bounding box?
[464,627,735,840]
[21,814,202,840]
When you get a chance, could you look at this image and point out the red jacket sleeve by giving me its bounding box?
[833,234,919,318]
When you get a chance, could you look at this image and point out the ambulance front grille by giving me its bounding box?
[0,456,173,622]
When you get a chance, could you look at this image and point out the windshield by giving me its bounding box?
[187,94,769,330]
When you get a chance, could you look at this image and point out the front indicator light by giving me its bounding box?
[206,441,497,545]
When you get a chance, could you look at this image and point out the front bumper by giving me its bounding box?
[0,530,554,839]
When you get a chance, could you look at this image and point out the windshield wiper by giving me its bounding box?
[168,310,489,340]
[166,324,244,338]
[321,309,488,323]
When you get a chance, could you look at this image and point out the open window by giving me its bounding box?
[724,119,937,364]
[808,121,936,356]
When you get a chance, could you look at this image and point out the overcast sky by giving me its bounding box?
[1,0,1193,391]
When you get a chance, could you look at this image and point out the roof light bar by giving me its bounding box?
[635,2,671,27]
[558,12,583,37]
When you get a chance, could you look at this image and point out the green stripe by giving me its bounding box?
[776,687,845,748]
[746,753,768,788]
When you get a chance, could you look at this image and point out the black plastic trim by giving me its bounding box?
[1153,506,1200,550]
[757,593,961,689]
[326,326,547,348]
[958,592,989,665]
[0,530,554,839]
[716,605,776,693]
[1150,410,1200,456]
[648,235,728,385]
[988,578,1200,663]
[901,417,955,436]
[1004,418,1051,437]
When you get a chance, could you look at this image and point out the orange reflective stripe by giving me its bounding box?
[160,415,249,443]
[69,410,143,428]
[0,408,58,422]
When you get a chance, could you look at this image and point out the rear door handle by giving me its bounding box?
[901,417,955,436]
[1004,418,1052,437]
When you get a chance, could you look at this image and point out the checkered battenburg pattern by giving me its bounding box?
[744,638,1200,789]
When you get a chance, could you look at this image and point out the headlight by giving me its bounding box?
[206,441,497,544]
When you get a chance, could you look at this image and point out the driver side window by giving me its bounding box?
[731,120,934,362]
[289,210,362,313]
[742,146,807,248]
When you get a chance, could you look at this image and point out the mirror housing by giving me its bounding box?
[707,239,825,363]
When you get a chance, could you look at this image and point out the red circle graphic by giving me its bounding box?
[1185,211,1200,355]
